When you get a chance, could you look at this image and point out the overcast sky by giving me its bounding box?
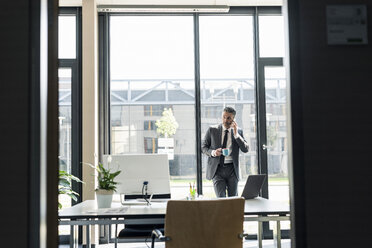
[109,15,284,81]
[59,15,285,86]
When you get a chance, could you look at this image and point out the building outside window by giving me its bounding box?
[103,9,288,222]
[100,7,290,240]
[105,12,288,195]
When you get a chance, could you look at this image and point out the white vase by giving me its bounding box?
[96,189,113,208]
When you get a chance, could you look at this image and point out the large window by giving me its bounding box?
[58,7,82,240]
[108,16,196,198]
[199,15,256,197]
[101,9,289,214]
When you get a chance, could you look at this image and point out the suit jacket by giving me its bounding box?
[202,124,249,180]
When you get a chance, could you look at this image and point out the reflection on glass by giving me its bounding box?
[58,15,76,59]
[58,68,72,236]
[109,16,196,199]
[199,15,257,198]
[259,16,285,58]
[58,12,77,240]
[58,68,72,174]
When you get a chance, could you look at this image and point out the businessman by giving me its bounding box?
[202,106,249,197]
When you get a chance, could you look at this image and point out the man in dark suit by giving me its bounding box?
[202,106,249,197]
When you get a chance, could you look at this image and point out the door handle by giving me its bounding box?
[262,144,269,150]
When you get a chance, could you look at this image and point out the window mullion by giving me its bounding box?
[193,13,203,196]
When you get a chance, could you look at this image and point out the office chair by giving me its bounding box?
[151,197,246,248]
[117,193,170,242]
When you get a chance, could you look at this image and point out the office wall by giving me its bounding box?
[287,0,372,247]
[82,0,99,244]
[0,1,32,246]
[0,0,58,247]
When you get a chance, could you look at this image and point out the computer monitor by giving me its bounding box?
[102,154,171,199]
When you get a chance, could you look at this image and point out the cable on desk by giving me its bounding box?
[142,181,151,205]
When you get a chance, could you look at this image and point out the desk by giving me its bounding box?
[59,197,289,248]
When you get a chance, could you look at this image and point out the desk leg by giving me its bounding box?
[114,223,118,248]
[70,225,74,248]
[70,225,78,248]
[86,224,91,248]
[258,221,263,248]
[103,224,109,243]
[273,220,281,248]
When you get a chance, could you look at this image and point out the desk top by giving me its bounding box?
[59,197,289,219]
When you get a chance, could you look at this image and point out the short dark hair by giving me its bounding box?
[223,106,236,116]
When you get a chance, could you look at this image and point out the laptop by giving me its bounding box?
[241,174,267,199]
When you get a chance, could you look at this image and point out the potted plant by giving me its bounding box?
[58,170,84,210]
[84,161,121,208]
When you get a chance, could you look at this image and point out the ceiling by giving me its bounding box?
[59,0,282,7]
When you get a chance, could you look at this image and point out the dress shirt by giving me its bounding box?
[211,126,242,163]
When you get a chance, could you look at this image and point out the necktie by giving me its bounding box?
[220,129,229,165]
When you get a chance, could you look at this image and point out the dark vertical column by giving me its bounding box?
[253,7,262,177]
[30,0,42,247]
[193,14,202,195]
[99,13,111,157]
[256,60,269,197]
[287,0,372,247]
[47,0,59,247]
[0,0,58,247]
[284,0,306,247]
[1,1,34,247]
[71,7,83,205]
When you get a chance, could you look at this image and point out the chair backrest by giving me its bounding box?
[164,197,245,248]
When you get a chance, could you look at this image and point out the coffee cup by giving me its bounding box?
[222,148,229,156]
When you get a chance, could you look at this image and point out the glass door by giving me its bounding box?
[264,65,288,204]
[256,58,286,199]
[257,58,291,237]
[256,13,290,239]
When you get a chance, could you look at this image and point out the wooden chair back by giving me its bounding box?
[164,197,245,248]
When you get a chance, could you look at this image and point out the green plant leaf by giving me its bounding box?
[111,170,121,178]
[67,193,78,202]
[59,178,70,187]
[68,174,84,183]
[82,161,121,191]
[58,168,84,210]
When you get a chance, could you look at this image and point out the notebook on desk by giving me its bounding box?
[241,174,267,199]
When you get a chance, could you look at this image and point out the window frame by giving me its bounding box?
[98,9,289,239]
[58,6,82,243]
[99,5,282,192]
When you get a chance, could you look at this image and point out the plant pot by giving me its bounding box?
[96,189,114,208]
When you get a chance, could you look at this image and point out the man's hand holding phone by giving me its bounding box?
[231,120,238,136]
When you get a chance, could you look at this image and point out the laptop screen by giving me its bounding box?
[241,174,267,199]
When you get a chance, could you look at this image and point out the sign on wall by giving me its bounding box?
[158,138,174,160]
[326,5,368,45]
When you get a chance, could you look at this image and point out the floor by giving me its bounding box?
[59,239,291,248]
